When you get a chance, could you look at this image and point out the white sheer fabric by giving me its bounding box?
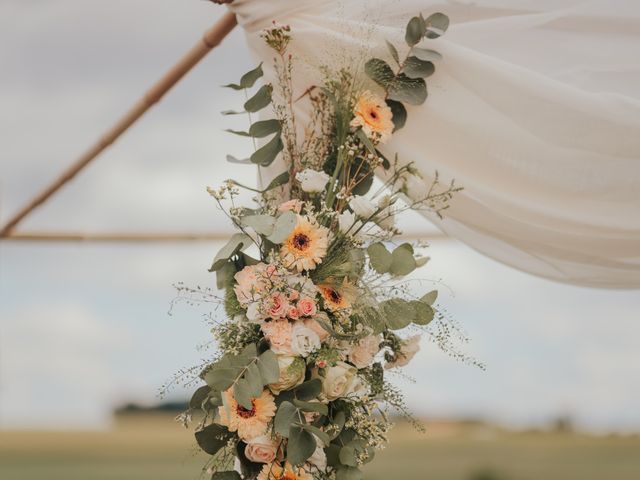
[226,0,640,289]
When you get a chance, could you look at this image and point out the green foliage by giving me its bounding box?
[209,234,252,272]
[288,425,317,466]
[267,211,297,243]
[381,297,434,330]
[250,132,284,167]
[200,344,279,409]
[244,84,273,112]
[195,424,232,456]
[388,74,427,105]
[211,472,242,480]
[405,16,426,46]
[386,99,407,131]
[189,385,211,410]
[403,56,435,79]
[222,63,263,90]
[424,12,450,39]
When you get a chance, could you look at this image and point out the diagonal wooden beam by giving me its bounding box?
[0,11,237,238]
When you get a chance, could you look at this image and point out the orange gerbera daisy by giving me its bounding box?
[318,278,356,311]
[351,90,394,143]
[281,216,329,272]
[258,462,313,480]
[218,389,277,441]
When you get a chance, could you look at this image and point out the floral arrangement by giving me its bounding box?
[170,12,469,480]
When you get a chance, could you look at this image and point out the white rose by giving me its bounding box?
[244,435,279,464]
[347,335,381,369]
[349,196,377,219]
[290,322,321,357]
[338,210,362,234]
[307,440,327,470]
[321,361,359,401]
[385,335,421,369]
[404,173,429,202]
[296,169,330,193]
[376,196,396,230]
[269,355,306,394]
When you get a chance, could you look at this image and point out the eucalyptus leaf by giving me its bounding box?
[336,466,364,480]
[405,16,426,46]
[195,424,232,455]
[250,134,283,167]
[221,109,245,116]
[263,171,290,192]
[216,261,236,290]
[189,385,211,410]
[249,119,281,138]
[241,214,276,236]
[403,57,435,79]
[364,58,395,89]
[385,40,399,64]
[388,74,427,105]
[389,245,417,276]
[244,84,272,113]
[367,242,392,274]
[386,99,407,132]
[288,425,317,466]
[300,423,331,446]
[413,47,443,62]
[292,399,328,416]
[274,401,298,437]
[294,379,322,400]
[226,155,251,164]
[209,233,252,272]
[267,210,297,243]
[222,63,263,90]
[256,349,280,385]
[425,12,450,39]
[329,410,346,440]
[239,63,264,88]
[355,128,377,156]
[411,300,434,326]
[382,298,415,330]
[211,472,242,480]
[421,290,438,305]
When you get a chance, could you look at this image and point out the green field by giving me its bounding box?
[1,415,639,480]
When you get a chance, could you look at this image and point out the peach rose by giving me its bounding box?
[385,335,421,369]
[287,306,300,320]
[297,297,317,317]
[261,319,293,355]
[278,199,304,213]
[347,335,381,369]
[268,292,289,319]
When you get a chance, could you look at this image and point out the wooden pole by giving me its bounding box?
[0,231,449,243]
[0,11,238,238]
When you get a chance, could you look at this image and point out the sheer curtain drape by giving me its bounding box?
[226,0,640,288]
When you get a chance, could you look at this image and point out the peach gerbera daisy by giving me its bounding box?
[258,462,313,480]
[280,216,329,272]
[318,278,356,311]
[350,90,394,143]
[218,389,277,441]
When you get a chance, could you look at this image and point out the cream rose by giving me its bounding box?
[321,361,360,401]
[404,172,429,201]
[244,435,279,464]
[349,195,377,219]
[385,335,421,369]
[269,355,306,394]
[290,322,321,357]
[304,316,330,342]
[296,169,330,193]
[347,335,381,369]
[307,440,327,470]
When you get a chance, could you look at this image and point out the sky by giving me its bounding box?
[0,0,639,433]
